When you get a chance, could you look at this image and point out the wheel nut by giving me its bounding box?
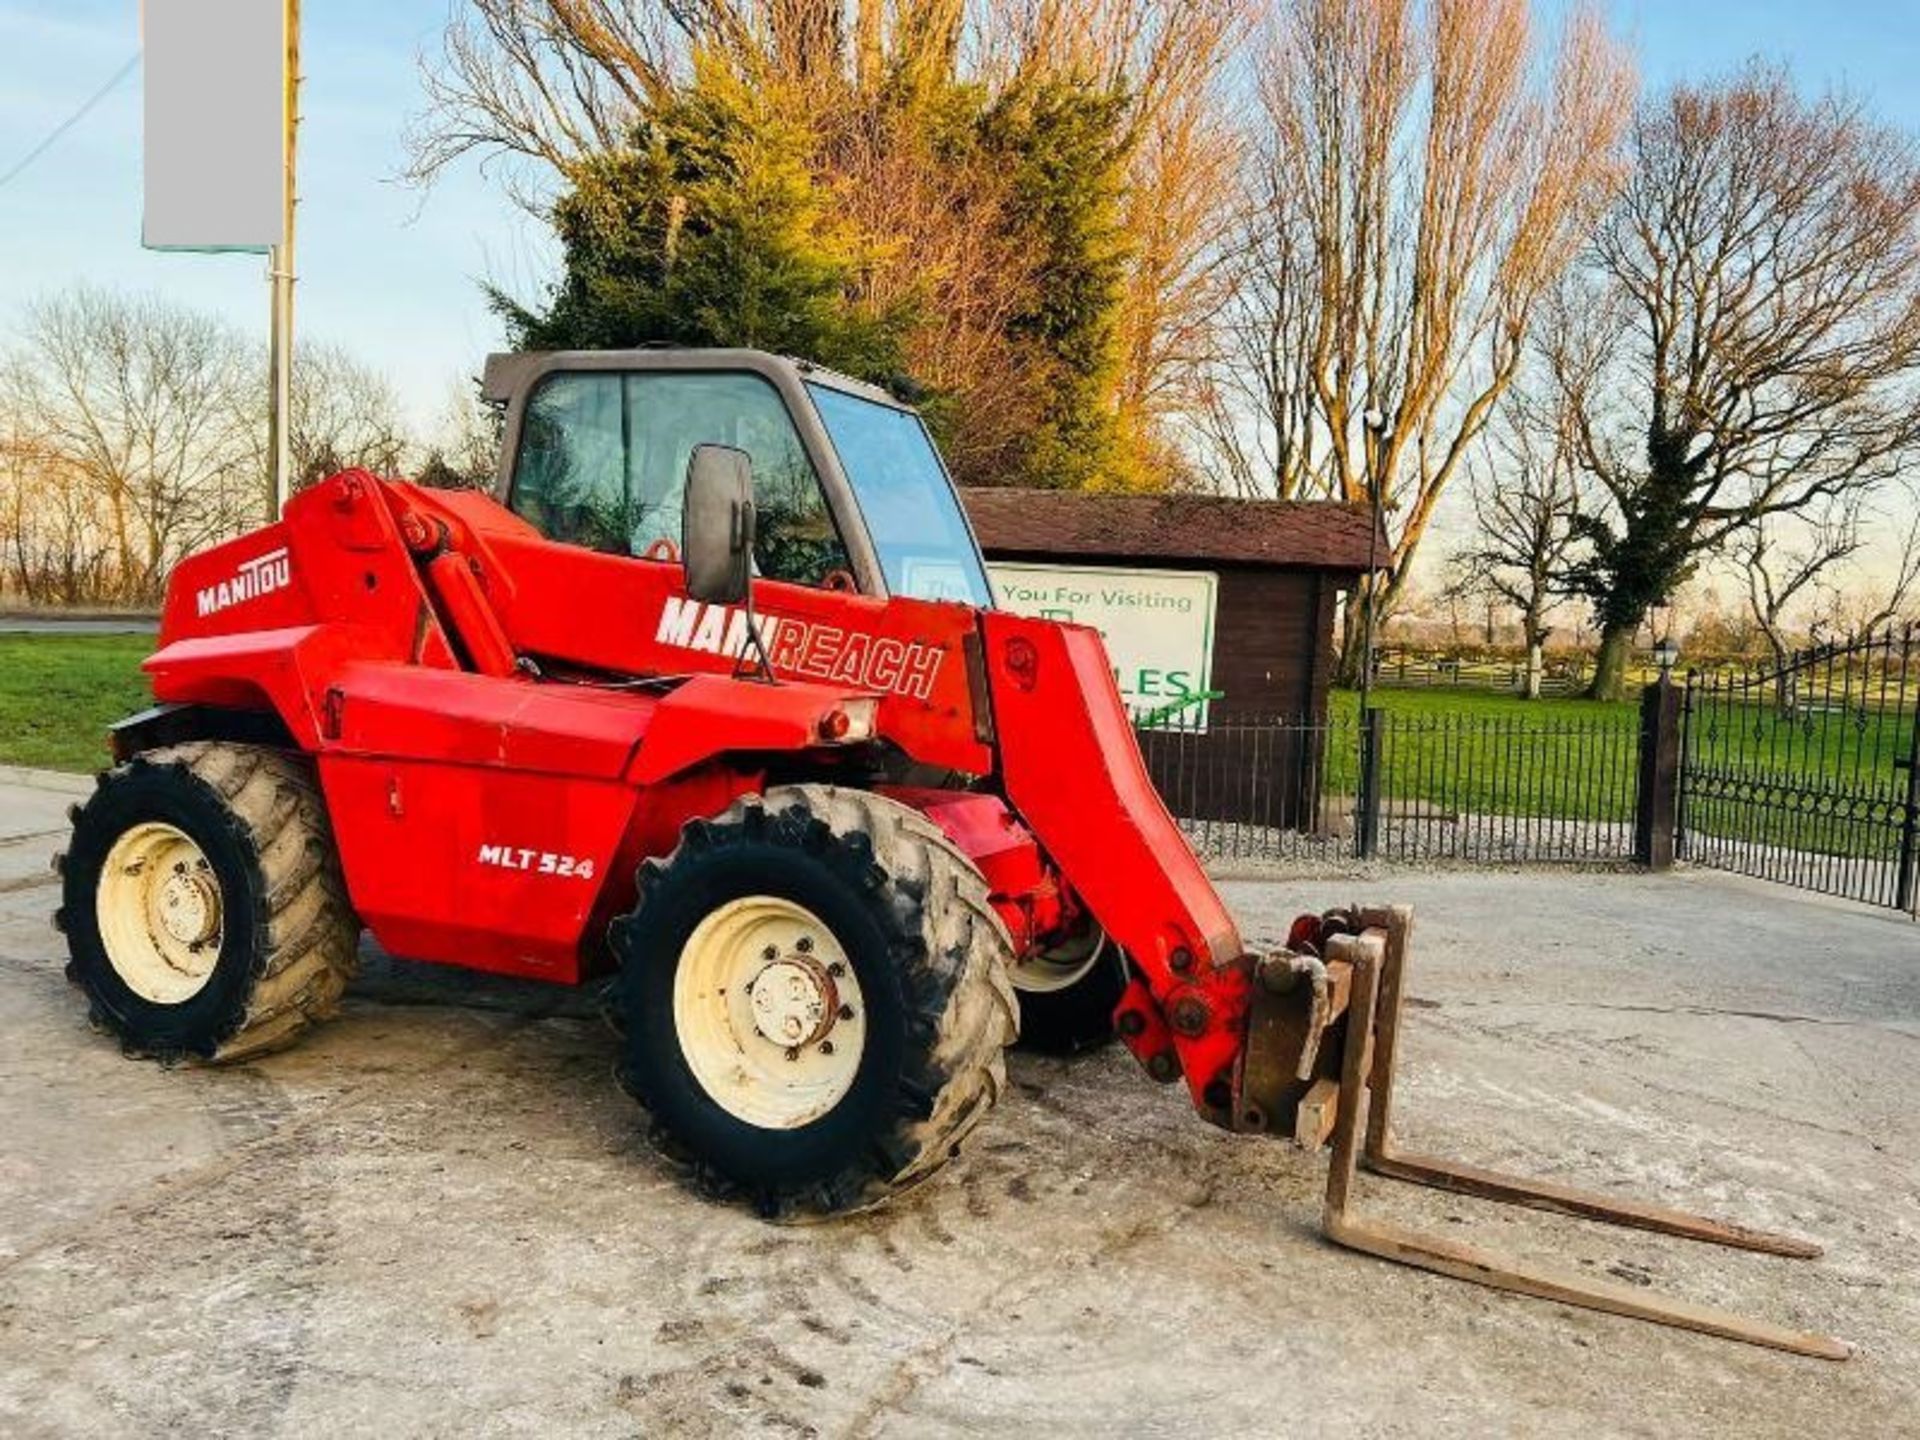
[796,936,814,954]
[762,945,779,961]
[838,1004,855,1021]
[819,1041,834,1056]
[827,961,845,978]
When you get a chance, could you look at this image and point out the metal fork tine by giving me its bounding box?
[1363,1150,1823,1257]
[1318,924,1849,1361]
[1325,1212,1851,1360]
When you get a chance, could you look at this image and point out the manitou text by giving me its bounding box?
[196,547,292,618]
[654,597,946,700]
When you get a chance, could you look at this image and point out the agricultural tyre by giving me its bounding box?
[614,784,1019,1217]
[58,742,360,1062]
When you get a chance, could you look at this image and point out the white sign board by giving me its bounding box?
[989,562,1219,729]
[142,0,284,251]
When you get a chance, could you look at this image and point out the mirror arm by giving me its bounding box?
[732,500,777,684]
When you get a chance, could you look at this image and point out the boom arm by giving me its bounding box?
[981,610,1257,1121]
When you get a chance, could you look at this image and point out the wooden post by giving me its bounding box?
[1635,677,1681,869]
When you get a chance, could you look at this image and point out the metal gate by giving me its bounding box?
[1680,626,1920,915]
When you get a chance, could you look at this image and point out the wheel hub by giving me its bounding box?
[96,821,224,1004]
[672,895,868,1130]
[747,956,839,1048]
[155,868,220,947]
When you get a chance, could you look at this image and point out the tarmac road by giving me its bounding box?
[0,617,157,635]
[0,767,1915,1438]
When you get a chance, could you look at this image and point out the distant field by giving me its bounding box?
[0,635,152,772]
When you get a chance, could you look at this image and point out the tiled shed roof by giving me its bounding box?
[959,488,1383,571]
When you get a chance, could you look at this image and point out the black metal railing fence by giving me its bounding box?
[1680,626,1920,916]
[1140,632,1920,920]
[1137,705,1645,868]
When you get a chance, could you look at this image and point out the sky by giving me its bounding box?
[3,0,1920,440]
[0,0,553,432]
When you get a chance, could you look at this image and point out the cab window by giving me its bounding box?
[509,370,852,587]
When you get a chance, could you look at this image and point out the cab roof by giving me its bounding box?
[479,348,912,413]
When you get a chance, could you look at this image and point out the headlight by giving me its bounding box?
[817,697,880,744]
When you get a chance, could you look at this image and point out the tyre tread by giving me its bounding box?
[619,783,1018,1216]
[68,742,359,1063]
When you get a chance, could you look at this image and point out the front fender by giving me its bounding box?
[109,702,296,762]
[142,624,380,750]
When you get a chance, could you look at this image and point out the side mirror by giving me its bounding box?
[682,444,756,605]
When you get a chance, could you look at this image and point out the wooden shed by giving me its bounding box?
[960,488,1382,830]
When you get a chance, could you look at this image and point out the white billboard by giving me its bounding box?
[989,562,1220,729]
[142,0,285,251]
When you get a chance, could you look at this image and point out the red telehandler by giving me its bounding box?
[57,349,1844,1358]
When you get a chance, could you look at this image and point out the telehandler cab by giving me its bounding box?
[57,349,1845,1358]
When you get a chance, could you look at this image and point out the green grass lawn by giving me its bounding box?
[1319,684,1915,843]
[0,634,154,772]
[1321,686,1644,823]
[1333,686,1640,725]
[1683,694,1915,791]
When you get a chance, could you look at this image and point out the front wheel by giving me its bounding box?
[614,785,1018,1217]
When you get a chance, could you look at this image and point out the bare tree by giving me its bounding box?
[416,378,505,490]
[252,342,411,491]
[1805,488,1920,640]
[404,0,681,207]
[1,287,258,602]
[1017,0,1253,467]
[0,423,117,605]
[1458,389,1585,696]
[1738,501,1865,710]
[407,0,1250,487]
[1200,0,1632,677]
[1551,67,1920,698]
[1856,514,1920,634]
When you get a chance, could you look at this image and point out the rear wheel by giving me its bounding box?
[614,785,1018,1217]
[1011,923,1127,1055]
[58,742,360,1062]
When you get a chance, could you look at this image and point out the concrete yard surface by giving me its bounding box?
[0,771,1916,1438]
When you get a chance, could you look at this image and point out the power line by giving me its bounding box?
[0,51,141,192]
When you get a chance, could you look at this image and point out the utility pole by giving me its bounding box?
[1357,407,1393,716]
[264,0,299,522]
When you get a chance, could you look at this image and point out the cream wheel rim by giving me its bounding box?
[96,821,224,1004]
[1010,924,1107,995]
[672,896,867,1130]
